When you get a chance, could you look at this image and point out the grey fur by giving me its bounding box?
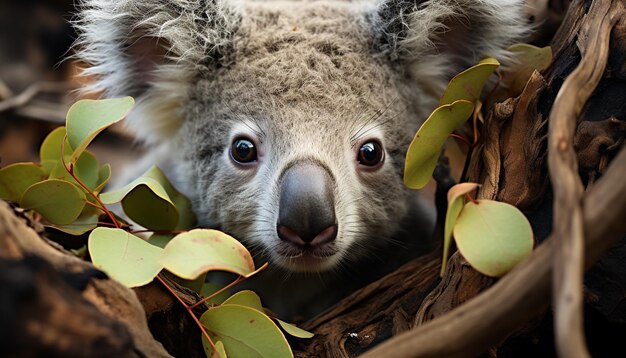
[76,0,528,318]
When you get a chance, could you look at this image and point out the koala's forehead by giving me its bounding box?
[188,1,408,128]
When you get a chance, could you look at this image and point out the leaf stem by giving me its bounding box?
[156,275,217,352]
[61,136,121,229]
[190,276,245,310]
[449,134,472,149]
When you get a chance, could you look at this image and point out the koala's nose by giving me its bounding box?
[277,163,337,245]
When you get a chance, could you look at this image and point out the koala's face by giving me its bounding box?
[179,5,420,271]
[78,0,527,272]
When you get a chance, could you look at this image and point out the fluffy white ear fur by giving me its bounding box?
[75,0,241,143]
[374,0,529,95]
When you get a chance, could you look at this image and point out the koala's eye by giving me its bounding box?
[357,141,384,167]
[231,138,257,164]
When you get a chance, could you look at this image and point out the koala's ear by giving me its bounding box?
[76,0,241,143]
[373,0,529,75]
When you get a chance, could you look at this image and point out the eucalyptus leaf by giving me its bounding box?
[49,211,100,236]
[88,227,164,287]
[453,200,534,277]
[49,150,100,190]
[0,163,46,203]
[504,44,552,94]
[99,166,196,230]
[222,290,263,311]
[66,97,134,164]
[200,283,231,305]
[148,233,174,248]
[441,183,480,276]
[200,304,293,358]
[20,179,86,225]
[404,100,474,189]
[39,126,72,162]
[439,57,499,105]
[160,229,255,280]
[94,164,112,194]
[275,319,314,339]
[203,340,228,358]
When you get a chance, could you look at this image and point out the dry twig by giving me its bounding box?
[547,1,623,357]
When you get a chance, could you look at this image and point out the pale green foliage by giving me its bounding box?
[100,165,197,230]
[404,100,474,189]
[0,163,46,203]
[404,57,501,189]
[89,227,164,287]
[405,50,543,278]
[211,341,228,358]
[441,183,480,276]
[39,126,72,163]
[66,96,135,164]
[0,96,312,358]
[222,290,263,310]
[454,200,534,277]
[200,305,293,358]
[160,229,255,279]
[439,57,500,105]
[20,179,86,225]
[276,319,315,339]
[504,44,552,94]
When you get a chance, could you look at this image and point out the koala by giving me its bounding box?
[77,0,528,319]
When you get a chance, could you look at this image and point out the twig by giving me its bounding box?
[156,275,217,352]
[0,81,77,112]
[360,142,626,358]
[547,2,621,357]
[0,78,13,100]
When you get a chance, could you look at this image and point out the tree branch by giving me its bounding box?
[548,1,622,357]
[361,136,626,357]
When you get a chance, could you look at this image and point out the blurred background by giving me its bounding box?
[0,0,143,180]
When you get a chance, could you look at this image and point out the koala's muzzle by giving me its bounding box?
[277,163,337,247]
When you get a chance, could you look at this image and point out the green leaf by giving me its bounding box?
[148,233,174,248]
[39,126,72,162]
[0,163,46,203]
[88,227,164,287]
[222,290,263,311]
[200,283,231,305]
[94,164,112,193]
[453,200,534,277]
[66,97,134,164]
[99,166,196,230]
[504,44,552,94]
[275,319,314,339]
[203,341,228,358]
[49,211,100,236]
[200,304,293,358]
[49,150,100,191]
[404,100,474,189]
[441,183,480,276]
[220,290,313,339]
[20,179,86,225]
[439,57,500,105]
[160,229,255,280]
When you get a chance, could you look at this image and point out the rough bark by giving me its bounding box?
[0,202,171,358]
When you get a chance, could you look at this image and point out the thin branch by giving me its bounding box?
[360,140,626,357]
[0,81,76,112]
[547,1,621,357]
[156,275,217,353]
